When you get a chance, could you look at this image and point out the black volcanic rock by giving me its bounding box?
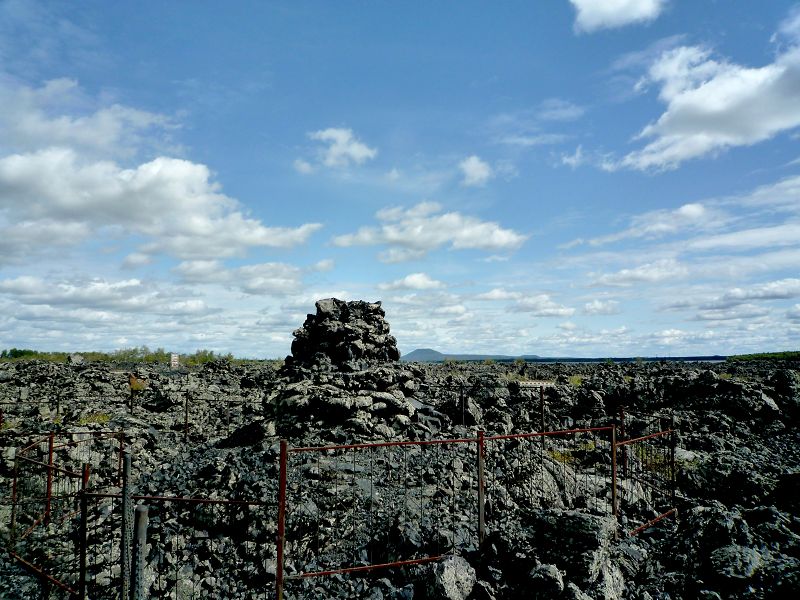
[285,298,400,369]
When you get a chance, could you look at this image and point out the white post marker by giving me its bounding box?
[170,353,179,369]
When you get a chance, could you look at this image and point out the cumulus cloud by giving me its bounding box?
[703,278,800,310]
[592,258,688,286]
[560,145,585,168]
[514,294,575,317]
[693,304,770,322]
[788,303,800,321]
[293,158,314,174]
[491,100,582,148]
[308,127,377,168]
[0,275,214,316]
[686,223,800,252]
[0,77,175,158]
[583,299,621,315]
[174,260,304,295]
[570,0,667,33]
[332,202,527,261]
[576,202,725,246]
[378,273,445,291]
[476,288,522,301]
[459,155,493,187]
[0,148,321,261]
[615,35,800,170]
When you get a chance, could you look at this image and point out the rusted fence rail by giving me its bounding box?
[5,417,679,599]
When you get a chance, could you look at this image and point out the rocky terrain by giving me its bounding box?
[0,298,798,599]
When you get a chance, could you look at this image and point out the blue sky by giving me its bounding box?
[1,0,799,358]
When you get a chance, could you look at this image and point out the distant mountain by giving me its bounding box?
[400,348,726,363]
[401,348,540,362]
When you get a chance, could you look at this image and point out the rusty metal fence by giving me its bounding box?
[7,431,124,597]
[615,408,676,536]
[276,426,617,598]
[5,419,678,599]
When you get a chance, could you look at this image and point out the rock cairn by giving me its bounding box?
[270,299,423,439]
[284,298,400,370]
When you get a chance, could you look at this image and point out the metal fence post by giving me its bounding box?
[277,440,288,600]
[611,427,618,519]
[669,414,676,505]
[619,406,628,479]
[477,430,486,546]
[121,453,132,600]
[45,432,54,525]
[132,505,149,600]
[79,463,90,600]
[10,450,18,542]
[459,384,465,427]
[184,393,190,442]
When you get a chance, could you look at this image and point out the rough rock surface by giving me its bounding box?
[1,304,799,599]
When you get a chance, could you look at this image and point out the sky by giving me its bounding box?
[1,0,799,358]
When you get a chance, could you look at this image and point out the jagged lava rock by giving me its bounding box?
[285,298,400,369]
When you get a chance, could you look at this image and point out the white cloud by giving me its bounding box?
[0,77,175,158]
[560,145,585,168]
[583,299,621,315]
[693,304,770,322]
[617,38,800,170]
[704,278,800,309]
[734,174,800,213]
[537,98,585,121]
[0,148,322,261]
[788,304,800,321]
[514,294,575,317]
[378,273,445,291]
[687,223,800,252]
[308,127,377,168]
[592,258,688,286]
[293,158,314,174]
[579,202,725,246]
[312,259,335,272]
[476,288,522,301]
[501,133,569,147]
[459,155,493,187]
[174,260,304,295]
[570,0,667,33]
[0,275,214,316]
[333,202,527,261]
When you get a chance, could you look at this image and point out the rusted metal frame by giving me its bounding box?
[669,414,677,505]
[487,425,614,442]
[7,494,79,504]
[628,508,677,537]
[18,434,52,455]
[79,463,90,600]
[611,426,618,518]
[8,550,78,595]
[117,431,125,487]
[277,439,288,600]
[10,450,19,540]
[16,456,82,478]
[45,432,54,525]
[183,392,190,442]
[477,430,486,545]
[51,430,121,451]
[615,429,673,447]
[83,492,267,506]
[18,513,48,541]
[289,554,447,579]
[291,436,478,453]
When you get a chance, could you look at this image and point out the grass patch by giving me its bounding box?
[0,419,16,431]
[78,412,110,426]
[568,375,584,387]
